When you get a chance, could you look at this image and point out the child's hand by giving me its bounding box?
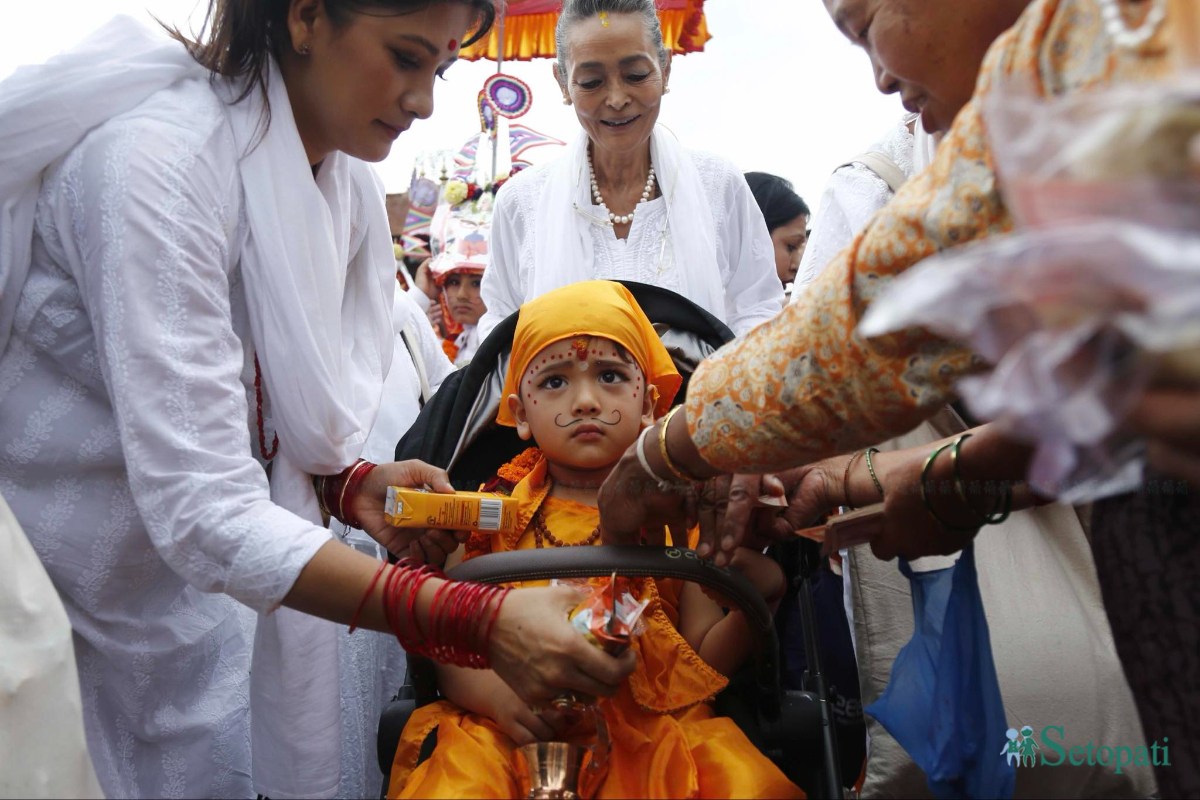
[704,548,786,612]
[414,257,438,300]
[403,528,470,567]
[489,689,556,746]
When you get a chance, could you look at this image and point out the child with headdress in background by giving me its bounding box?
[430,258,485,366]
[421,199,491,366]
[388,280,803,799]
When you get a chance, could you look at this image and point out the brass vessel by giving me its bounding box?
[515,742,585,799]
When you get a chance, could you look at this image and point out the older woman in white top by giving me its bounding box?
[479,0,783,339]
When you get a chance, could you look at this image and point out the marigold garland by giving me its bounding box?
[497,446,543,484]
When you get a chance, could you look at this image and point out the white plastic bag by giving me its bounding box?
[860,73,1200,502]
[984,75,1200,230]
[862,221,1200,501]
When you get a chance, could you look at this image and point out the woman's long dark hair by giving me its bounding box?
[167,0,496,105]
[745,171,810,234]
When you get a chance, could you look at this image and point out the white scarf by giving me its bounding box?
[531,127,726,320]
[0,17,394,799]
[0,16,196,356]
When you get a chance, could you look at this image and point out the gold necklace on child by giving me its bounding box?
[531,505,601,548]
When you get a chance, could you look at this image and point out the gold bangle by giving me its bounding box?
[636,424,675,488]
[657,405,697,483]
[863,447,884,499]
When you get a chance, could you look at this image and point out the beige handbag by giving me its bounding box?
[847,409,1157,798]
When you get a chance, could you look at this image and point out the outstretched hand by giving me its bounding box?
[694,472,810,566]
[349,459,466,565]
[596,442,697,546]
[695,448,983,564]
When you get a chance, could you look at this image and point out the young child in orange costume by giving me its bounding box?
[388,280,802,799]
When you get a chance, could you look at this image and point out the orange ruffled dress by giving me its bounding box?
[388,450,802,799]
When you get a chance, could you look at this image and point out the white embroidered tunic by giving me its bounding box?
[0,79,341,798]
[794,115,917,293]
[479,149,784,338]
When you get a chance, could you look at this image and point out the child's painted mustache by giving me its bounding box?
[554,411,622,428]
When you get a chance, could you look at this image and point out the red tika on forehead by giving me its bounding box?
[572,337,589,361]
[448,38,458,51]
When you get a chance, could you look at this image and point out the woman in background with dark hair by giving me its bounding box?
[745,171,811,289]
[0,2,635,797]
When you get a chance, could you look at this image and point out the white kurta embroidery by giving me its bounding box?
[0,79,339,799]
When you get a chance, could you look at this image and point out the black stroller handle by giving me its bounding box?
[447,544,783,719]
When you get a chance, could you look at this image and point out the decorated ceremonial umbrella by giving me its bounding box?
[460,0,711,63]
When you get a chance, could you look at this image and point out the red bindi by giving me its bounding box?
[448,39,458,50]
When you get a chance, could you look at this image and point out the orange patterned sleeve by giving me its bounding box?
[686,87,1014,471]
[683,17,1053,473]
[684,0,1172,474]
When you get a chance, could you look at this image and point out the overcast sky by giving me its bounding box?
[2,1,903,212]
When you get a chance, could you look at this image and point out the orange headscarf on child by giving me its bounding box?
[496,281,681,427]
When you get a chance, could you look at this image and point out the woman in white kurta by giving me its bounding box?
[0,4,634,799]
[478,0,783,340]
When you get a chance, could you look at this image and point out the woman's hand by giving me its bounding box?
[695,471,822,566]
[488,584,636,707]
[1126,387,1200,485]
[596,442,697,546]
[718,449,978,563]
[864,446,979,561]
[349,460,464,563]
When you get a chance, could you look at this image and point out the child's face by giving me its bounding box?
[507,336,655,471]
[441,271,486,326]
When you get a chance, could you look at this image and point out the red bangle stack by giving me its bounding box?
[315,459,377,529]
[357,558,510,669]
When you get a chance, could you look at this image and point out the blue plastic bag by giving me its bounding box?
[865,544,1015,799]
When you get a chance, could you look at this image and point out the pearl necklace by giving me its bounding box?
[1096,0,1166,50]
[588,150,656,226]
